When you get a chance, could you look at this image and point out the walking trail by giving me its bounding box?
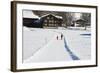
[24,33,79,63]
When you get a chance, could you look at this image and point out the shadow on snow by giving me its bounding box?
[64,37,80,60]
[80,33,91,36]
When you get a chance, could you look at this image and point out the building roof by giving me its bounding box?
[76,19,86,22]
[41,14,63,19]
[23,10,40,19]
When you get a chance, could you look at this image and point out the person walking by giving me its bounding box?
[56,36,58,40]
[61,33,63,40]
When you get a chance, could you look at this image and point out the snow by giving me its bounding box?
[23,27,57,60]
[24,33,72,63]
[53,15,62,19]
[41,14,62,19]
[23,10,40,19]
[63,29,91,60]
[68,26,91,31]
[23,26,91,63]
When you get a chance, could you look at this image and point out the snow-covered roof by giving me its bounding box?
[23,10,40,19]
[41,14,62,19]
[76,19,86,22]
[54,15,62,19]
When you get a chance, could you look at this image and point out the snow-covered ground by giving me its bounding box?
[23,26,91,63]
[23,27,57,60]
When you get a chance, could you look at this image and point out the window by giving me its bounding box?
[47,17,49,19]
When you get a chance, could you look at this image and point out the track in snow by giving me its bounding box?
[64,37,79,60]
[24,33,79,63]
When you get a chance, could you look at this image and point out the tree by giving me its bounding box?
[66,13,74,27]
[81,13,91,30]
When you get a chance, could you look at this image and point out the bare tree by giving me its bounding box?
[81,13,91,30]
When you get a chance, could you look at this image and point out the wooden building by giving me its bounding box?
[23,11,63,28]
[41,14,63,28]
[74,19,86,27]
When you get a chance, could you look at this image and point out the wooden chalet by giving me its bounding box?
[23,11,63,28]
[73,19,86,27]
[41,14,63,27]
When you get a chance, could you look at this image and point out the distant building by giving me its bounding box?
[74,19,86,27]
[23,11,63,28]
[41,14,63,28]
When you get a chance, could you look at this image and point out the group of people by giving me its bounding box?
[56,33,63,40]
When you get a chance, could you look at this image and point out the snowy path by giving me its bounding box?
[23,27,91,63]
[24,33,72,63]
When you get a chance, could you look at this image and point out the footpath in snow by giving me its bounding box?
[23,27,91,63]
[24,33,73,63]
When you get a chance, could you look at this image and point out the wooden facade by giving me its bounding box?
[23,14,63,28]
[74,19,86,27]
[42,14,63,27]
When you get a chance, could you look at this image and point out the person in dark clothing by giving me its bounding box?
[56,36,58,40]
[61,33,63,40]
